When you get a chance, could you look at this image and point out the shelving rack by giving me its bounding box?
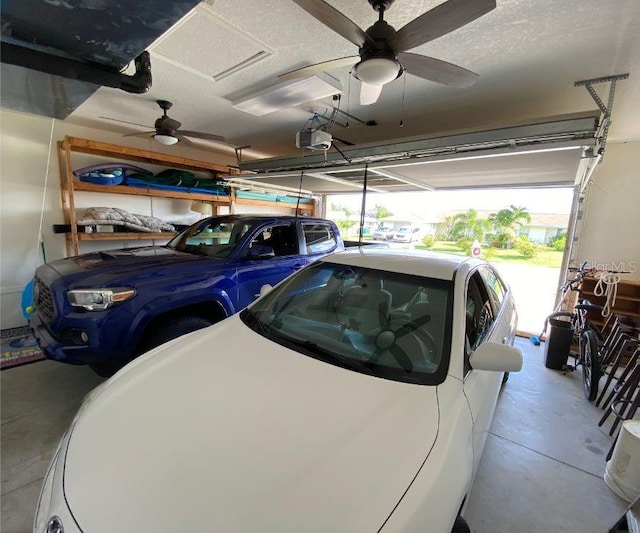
[57,136,315,256]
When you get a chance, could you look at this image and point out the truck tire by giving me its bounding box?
[140,315,213,354]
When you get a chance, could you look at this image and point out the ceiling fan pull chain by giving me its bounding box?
[399,72,407,127]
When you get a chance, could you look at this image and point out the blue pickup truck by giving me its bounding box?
[30,215,344,375]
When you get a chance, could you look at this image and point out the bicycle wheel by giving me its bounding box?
[580,329,600,401]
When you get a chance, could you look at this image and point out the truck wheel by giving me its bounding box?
[139,315,213,354]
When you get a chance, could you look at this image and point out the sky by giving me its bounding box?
[328,187,575,217]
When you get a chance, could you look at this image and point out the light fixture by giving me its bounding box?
[354,58,401,86]
[154,133,179,146]
[231,74,342,116]
[191,200,213,216]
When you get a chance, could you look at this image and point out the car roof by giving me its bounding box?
[320,248,483,281]
[207,214,328,224]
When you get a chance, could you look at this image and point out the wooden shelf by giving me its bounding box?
[63,136,232,175]
[56,135,316,256]
[77,232,176,242]
[71,181,231,204]
[580,277,640,327]
[57,136,235,256]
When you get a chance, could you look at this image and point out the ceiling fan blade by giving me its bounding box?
[99,116,153,129]
[360,83,383,106]
[174,134,194,146]
[391,0,496,52]
[398,52,479,88]
[177,130,227,143]
[122,131,156,138]
[279,56,359,81]
[292,0,373,47]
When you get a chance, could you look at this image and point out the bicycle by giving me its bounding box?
[540,264,605,401]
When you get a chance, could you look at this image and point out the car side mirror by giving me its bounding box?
[259,284,273,297]
[246,245,275,259]
[469,342,523,372]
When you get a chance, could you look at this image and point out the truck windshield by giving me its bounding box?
[240,261,453,385]
[167,218,253,258]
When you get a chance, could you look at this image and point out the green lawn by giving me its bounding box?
[415,241,564,268]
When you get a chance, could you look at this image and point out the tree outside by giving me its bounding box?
[451,209,491,241]
[488,205,531,248]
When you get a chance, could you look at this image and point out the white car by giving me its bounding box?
[35,249,521,533]
[394,225,422,242]
[372,226,395,240]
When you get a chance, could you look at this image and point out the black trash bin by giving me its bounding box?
[544,317,573,370]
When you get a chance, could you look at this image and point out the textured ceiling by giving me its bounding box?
[2,0,639,186]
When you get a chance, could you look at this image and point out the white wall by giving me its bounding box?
[0,108,261,328]
[576,141,640,281]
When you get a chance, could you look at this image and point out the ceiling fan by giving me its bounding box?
[107,100,226,146]
[280,0,496,105]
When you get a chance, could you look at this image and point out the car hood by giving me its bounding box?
[64,316,440,532]
[43,247,218,284]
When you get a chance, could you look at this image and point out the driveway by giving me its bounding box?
[492,263,561,336]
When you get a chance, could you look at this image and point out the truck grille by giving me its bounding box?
[34,277,56,323]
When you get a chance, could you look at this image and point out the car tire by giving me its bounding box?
[451,514,471,533]
[139,315,213,354]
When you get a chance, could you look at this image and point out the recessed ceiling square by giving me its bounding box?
[150,4,273,81]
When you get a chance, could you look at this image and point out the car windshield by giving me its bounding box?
[241,261,453,385]
[167,218,254,259]
[397,227,408,234]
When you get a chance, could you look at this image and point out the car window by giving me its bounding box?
[478,265,506,315]
[464,272,495,375]
[241,261,453,386]
[167,218,252,258]
[302,223,337,254]
[246,224,299,258]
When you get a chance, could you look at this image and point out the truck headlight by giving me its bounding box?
[67,288,136,311]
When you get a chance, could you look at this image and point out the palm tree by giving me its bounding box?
[489,205,531,233]
[452,209,490,241]
[489,205,531,245]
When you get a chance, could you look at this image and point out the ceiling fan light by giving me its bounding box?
[354,58,400,86]
[154,133,179,146]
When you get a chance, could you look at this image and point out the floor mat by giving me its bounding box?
[1,326,45,370]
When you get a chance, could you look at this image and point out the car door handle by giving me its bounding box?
[291,263,303,271]
[502,336,508,344]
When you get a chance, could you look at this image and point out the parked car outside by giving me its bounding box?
[372,226,395,240]
[34,249,521,533]
[29,215,344,376]
[394,225,422,242]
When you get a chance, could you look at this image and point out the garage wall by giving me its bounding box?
[576,140,640,281]
[0,108,290,329]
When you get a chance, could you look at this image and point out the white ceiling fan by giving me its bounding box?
[280,0,496,105]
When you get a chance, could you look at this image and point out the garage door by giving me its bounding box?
[235,110,603,328]
[236,111,600,195]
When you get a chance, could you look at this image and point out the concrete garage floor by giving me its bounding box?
[1,338,629,532]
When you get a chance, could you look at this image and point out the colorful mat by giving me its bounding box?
[1,326,45,370]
